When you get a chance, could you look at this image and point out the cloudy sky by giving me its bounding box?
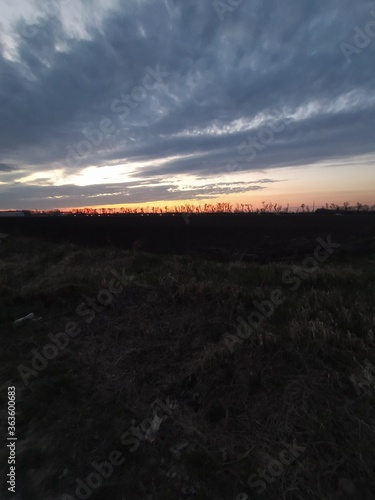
[0,0,374,210]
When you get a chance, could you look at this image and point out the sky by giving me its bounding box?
[0,0,374,211]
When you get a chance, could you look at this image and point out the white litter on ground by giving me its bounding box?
[145,415,163,442]
[14,313,42,326]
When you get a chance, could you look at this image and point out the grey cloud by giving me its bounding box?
[0,177,278,209]
[0,163,16,172]
[0,0,374,206]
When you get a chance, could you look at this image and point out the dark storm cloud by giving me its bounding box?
[0,163,16,172]
[0,0,374,207]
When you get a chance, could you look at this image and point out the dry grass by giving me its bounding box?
[0,237,374,499]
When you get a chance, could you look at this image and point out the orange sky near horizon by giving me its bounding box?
[64,189,374,212]
[58,156,375,212]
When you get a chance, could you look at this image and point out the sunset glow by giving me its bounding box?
[0,1,374,210]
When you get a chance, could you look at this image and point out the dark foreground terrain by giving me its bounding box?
[0,228,374,499]
[1,213,374,261]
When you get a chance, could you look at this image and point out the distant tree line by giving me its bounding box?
[17,201,375,216]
